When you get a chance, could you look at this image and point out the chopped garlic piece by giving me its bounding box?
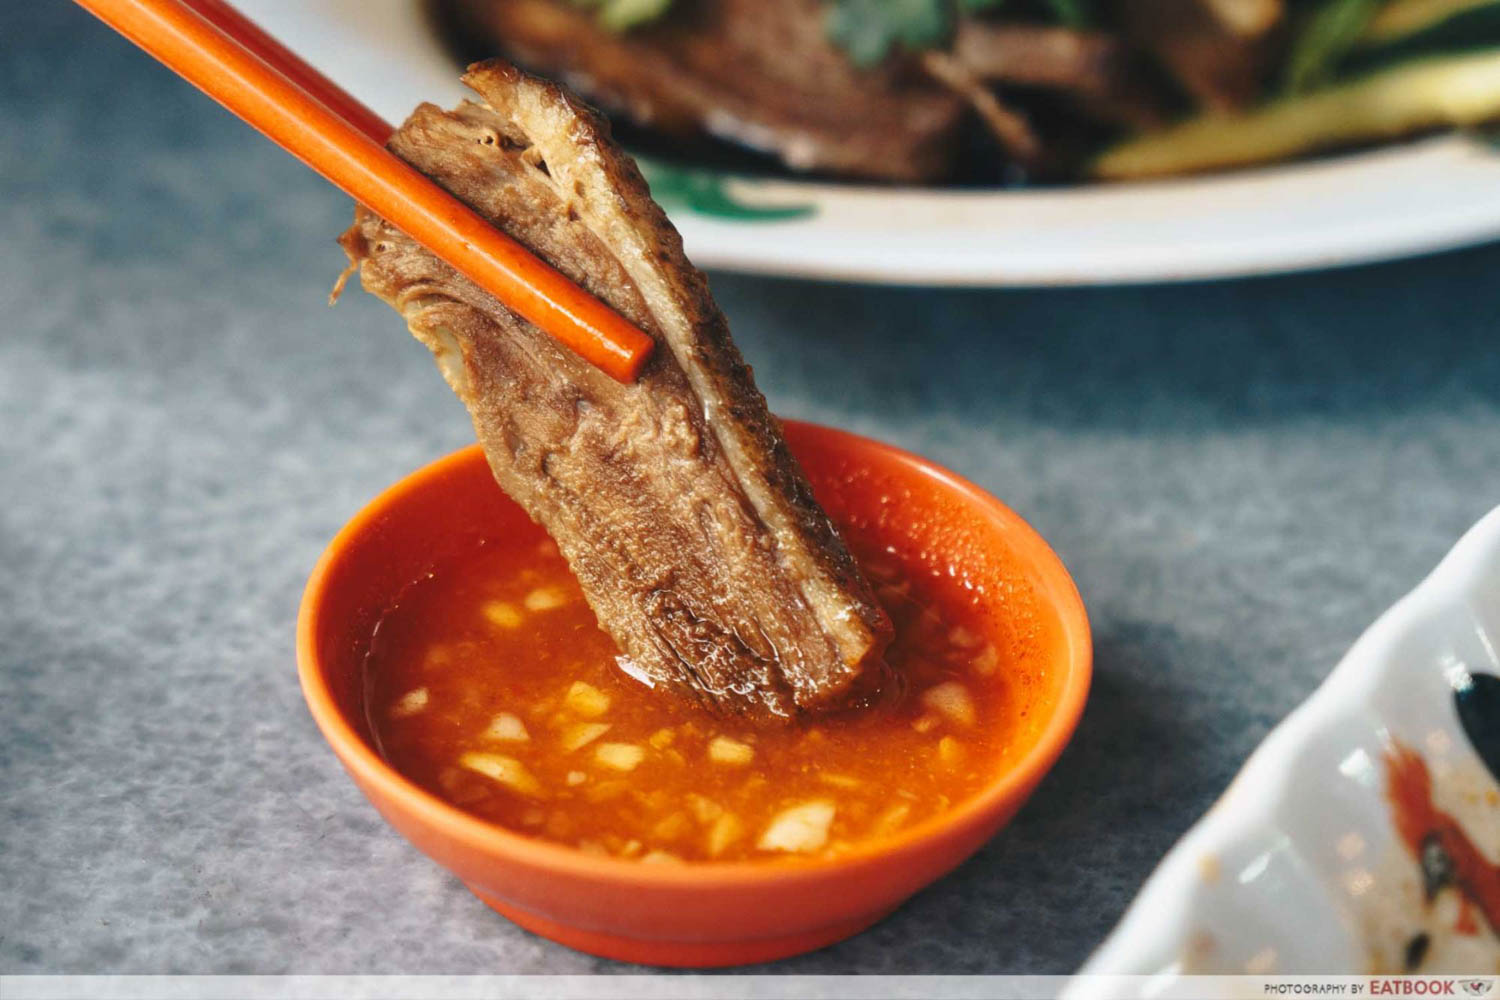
[758,801,836,853]
[921,682,977,726]
[971,644,999,676]
[559,722,611,752]
[524,586,567,611]
[437,766,488,806]
[422,646,452,670]
[577,839,608,856]
[634,787,668,811]
[912,715,939,734]
[483,712,529,742]
[685,793,724,823]
[389,687,428,718]
[872,803,912,836]
[949,625,981,649]
[639,850,684,864]
[707,813,744,857]
[708,736,754,765]
[585,780,628,803]
[647,728,675,749]
[595,742,645,772]
[481,600,523,629]
[652,811,690,840]
[818,773,862,789]
[458,752,543,797]
[566,770,586,786]
[564,681,611,718]
[938,736,965,766]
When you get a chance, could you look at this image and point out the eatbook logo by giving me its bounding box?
[1461,982,1493,997]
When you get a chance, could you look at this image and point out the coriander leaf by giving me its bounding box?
[1041,0,1092,27]
[1283,0,1384,93]
[825,0,953,67]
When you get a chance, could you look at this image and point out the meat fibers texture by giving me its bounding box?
[339,61,893,719]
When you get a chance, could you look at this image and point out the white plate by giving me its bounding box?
[1070,507,1500,984]
[239,0,1500,285]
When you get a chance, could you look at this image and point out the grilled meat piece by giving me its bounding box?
[338,61,893,719]
[442,0,968,182]
[1114,0,1283,112]
[950,21,1172,132]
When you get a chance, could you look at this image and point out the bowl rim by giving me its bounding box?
[296,420,1092,889]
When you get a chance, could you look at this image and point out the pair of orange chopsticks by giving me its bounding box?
[74,0,655,383]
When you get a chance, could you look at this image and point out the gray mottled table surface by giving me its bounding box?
[4,2,1500,977]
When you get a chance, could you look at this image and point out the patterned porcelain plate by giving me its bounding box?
[236,0,1500,287]
[1072,507,1500,983]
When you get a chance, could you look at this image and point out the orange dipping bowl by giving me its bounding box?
[296,421,1091,967]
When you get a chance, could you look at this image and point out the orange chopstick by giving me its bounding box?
[75,0,656,382]
[178,0,394,145]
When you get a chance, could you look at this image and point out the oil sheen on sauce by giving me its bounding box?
[365,526,1047,864]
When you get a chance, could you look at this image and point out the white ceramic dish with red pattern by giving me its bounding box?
[1073,507,1500,984]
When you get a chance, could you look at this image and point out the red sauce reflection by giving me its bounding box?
[1384,741,1500,937]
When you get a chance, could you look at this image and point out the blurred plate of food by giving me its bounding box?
[1068,505,1500,982]
[240,0,1500,285]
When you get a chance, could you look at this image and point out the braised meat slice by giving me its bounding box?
[1114,0,1282,112]
[338,61,893,719]
[443,0,968,182]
